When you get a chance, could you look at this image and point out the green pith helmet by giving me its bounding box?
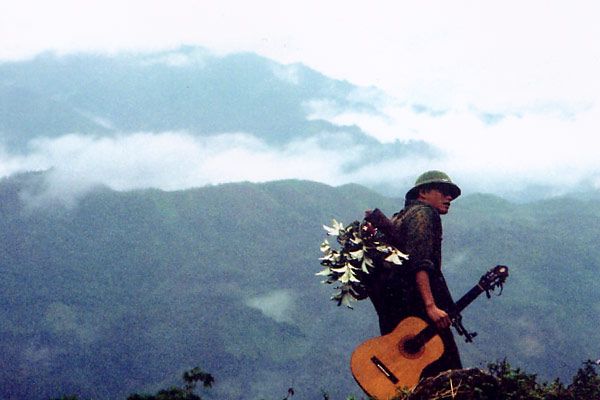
[405,170,461,200]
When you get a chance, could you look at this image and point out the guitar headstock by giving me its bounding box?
[479,265,509,296]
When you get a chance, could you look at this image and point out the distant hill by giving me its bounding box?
[0,47,430,160]
[0,174,599,399]
[0,47,435,199]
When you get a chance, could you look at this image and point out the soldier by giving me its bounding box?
[364,170,463,377]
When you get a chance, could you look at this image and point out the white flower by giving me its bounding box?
[323,219,344,236]
[332,290,355,308]
[360,256,374,273]
[317,217,410,308]
[331,264,347,274]
[385,249,409,265]
[350,234,362,245]
[349,249,364,260]
[376,245,390,253]
[334,263,360,284]
[319,252,338,263]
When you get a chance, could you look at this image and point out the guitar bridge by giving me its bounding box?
[370,356,399,384]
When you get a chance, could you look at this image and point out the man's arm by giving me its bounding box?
[415,270,451,329]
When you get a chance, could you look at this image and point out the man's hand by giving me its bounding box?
[425,304,451,329]
[364,208,390,229]
[416,270,452,329]
[364,208,383,222]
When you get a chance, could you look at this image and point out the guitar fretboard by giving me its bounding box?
[406,283,485,350]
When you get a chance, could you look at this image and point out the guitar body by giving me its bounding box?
[351,316,444,399]
[350,265,509,400]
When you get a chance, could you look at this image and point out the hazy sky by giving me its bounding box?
[2,1,600,199]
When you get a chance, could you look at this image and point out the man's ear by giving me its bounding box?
[417,187,432,198]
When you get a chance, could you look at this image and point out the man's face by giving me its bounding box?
[418,186,454,215]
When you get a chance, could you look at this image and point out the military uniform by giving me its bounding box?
[365,171,463,378]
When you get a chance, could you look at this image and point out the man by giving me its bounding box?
[364,170,462,378]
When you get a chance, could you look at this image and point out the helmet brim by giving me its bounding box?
[406,181,461,200]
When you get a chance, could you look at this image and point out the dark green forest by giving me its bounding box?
[1,172,600,399]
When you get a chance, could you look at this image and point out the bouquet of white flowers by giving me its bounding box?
[317,219,408,308]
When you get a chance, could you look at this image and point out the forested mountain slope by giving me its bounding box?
[1,174,599,399]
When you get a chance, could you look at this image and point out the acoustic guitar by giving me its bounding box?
[350,265,509,399]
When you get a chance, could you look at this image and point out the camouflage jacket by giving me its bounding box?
[365,200,456,334]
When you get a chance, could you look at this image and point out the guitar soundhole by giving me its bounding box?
[398,335,424,359]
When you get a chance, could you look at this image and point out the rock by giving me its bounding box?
[400,368,500,400]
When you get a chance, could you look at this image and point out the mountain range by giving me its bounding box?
[1,173,599,399]
[1,46,599,399]
[0,47,430,170]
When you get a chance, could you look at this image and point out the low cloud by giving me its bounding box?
[308,97,600,198]
[246,289,295,323]
[2,97,599,208]
[1,130,380,207]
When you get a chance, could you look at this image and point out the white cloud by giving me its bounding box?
[245,289,295,323]
[2,1,599,112]
[2,0,600,201]
[2,108,598,207]
[1,131,368,206]
[137,47,211,68]
[308,97,600,196]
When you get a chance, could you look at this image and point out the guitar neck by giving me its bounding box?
[453,284,486,315]
[407,265,507,350]
[410,283,485,348]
